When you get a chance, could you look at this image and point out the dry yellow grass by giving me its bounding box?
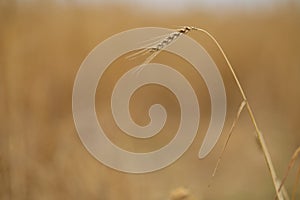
[1,1,300,199]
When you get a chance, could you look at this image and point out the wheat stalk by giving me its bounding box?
[135,26,286,200]
[190,26,285,200]
[276,146,300,200]
[208,100,247,187]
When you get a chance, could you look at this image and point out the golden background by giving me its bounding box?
[1,1,300,199]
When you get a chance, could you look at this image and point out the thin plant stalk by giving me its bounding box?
[209,100,246,187]
[193,27,284,200]
[276,146,300,200]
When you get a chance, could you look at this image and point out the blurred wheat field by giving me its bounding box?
[1,1,300,200]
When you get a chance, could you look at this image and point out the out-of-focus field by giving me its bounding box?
[1,1,300,200]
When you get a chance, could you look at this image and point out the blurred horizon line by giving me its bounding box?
[2,0,299,13]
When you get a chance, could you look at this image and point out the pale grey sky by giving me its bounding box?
[62,0,293,11]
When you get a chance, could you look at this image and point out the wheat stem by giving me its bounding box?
[192,27,285,200]
[209,100,246,187]
[276,146,300,200]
